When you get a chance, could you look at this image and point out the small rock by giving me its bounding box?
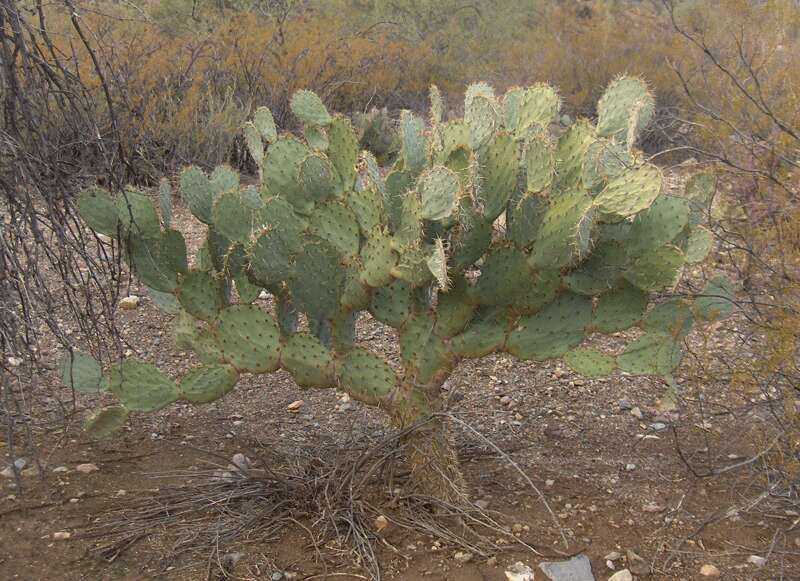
[642,502,666,513]
[604,551,622,561]
[626,550,649,576]
[500,395,512,406]
[700,564,720,577]
[259,290,270,300]
[625,463,636,471]
[230,453,251,472]
[474,499,490,509]
[649,422,667,431]
[618,398,633,411]
[746,555,766,567]
[487,556,498,566]
[7,356,23,367]
[52,466,69,473]
[374,514,389,532]
[505,562,535,581]
[512,523,524,533]
[454,551,473,563]
[608,570,632,581]
[286,400,304,412]
[539,553,595,581]
[271,572,285,581]
[1,458,26,478]
[606,560,615,570]
[545,479,555,487]
[75,463,99,474]
[630,407,643,419]
[119,295,140,310]
[53,531,71,540]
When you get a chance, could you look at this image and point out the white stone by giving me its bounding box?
[700,564,721,577]
[454,551,473,563]
[287,400,304,412]
[747,555,766,567]
[608,570,632,581]
[119,295,140,310]
[505,562,535,581]
[75,463,99,474]
[374,515,389,532]
[53,531,71,540]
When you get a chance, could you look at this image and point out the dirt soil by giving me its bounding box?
[2,204,799,581]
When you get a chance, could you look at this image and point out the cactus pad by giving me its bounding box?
[291,89,332,126]
[338,348,397,403]
[627,195,689,257]
[530,191,594,269]
[593,281,648,333]
[180,364,239,403]
[177,270,225,321]
[214,305,281,372]
[594,165,662,221]
[564,348,616,378]
[281,333,335,388]
[309,200,360,257]
[617,332,682,376]
[596,76,655,145]
[180,167,214,224]
[84,406,129,439]
[418,166,462,221]
[644,299,694,338]
[327,116,359,190]
[695,275,735,321]
[78,189,119,236]
[108,360,180,412]
[117,191,161,239]
[299,154,340,203]
[451,307,509,358]
[624,245,685,291]
[479,133,518,220]
[62,351,104,393]
[507,292,592,360]
[253,106,277,142]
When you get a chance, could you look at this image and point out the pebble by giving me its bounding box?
[608,570,632,581]
[539,554,595,581]
[75,463,99,474]
[7,356,23,367]
[53,531,71,540]
[642,502,666,513]
[630,407,643,419]
[618,398,633,411]
[747,555,766,567]
[230,453,251,472]
[604,551,621,561]
[545,479,555,487]
[454,551,473,563]
[700,564,720,577]
[474,499,490,509]
[625,463,636,471]
[650,422,668,431]
[626,549,649,576]
[500,395,512,406]
[487,556,498,566]
[286,400,304,412]
[505,562,535,581]
[0,458,26,478]
[119,295,140,310]
[374,515,389,532]
[52,466,69,473]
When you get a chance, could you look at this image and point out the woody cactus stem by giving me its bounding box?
[70,78,734,499]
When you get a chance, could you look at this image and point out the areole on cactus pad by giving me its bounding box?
[68,76,734,442]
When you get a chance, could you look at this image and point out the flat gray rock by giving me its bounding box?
[539,554,595,581]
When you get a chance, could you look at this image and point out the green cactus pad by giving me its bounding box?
[525,133,556,194]
[212,190,252,244]
[385,170,414,231]
[234,271,260,303]
[304,124,329,151]
[244,122,265,165]
[644,299,694,338]
[503,84,560,136]
[694,275,735,321]
[593,281,648,333]
[479,132,518,221]
[177,270,225,321]
[180,364,239,403]
[617,332,682,376]
[465,94,498,151]
[473,245,532,306]
[437,122,470,164]
[434,275,475,337]
[309,200,360,258]
[515,268,561,314]
[290,89,332,126]
[624,245,685,291]
[596,76,655,145]
[359,227,397,288]
[399,110,428,175]
[338,348,397,403]
[281,333,336,388]
[214,305,281,372]
[253,106,277,143]
[78,189,120,236]
[594,165,662,221]
[126,230,188,293]
[685,172,716,226]
[340,267,371,311]
[117,191,161,239]
[84,406,129,439]
[507,292,592,361]
[417,166,462,221]
[627,195,690,257]
[581,138,633,191]
[530,191,595,269]
[508,193,548,249]
[108,360,180,412]
[450,219,493,271]
[450,307,509,358]
[180,167,214,224]
[210,165,240,195]
[369,280,412,327]
[394,194,424,246]
[263,137,313,213]
[248,229,293,286]
[564,348,616,378]
[290,238,345,317]
[400,316,453,385]
[299,153,340,203]
[553,119,594,192]
[193,327,226,365]
[683,226,714,263]
[327,116,359,190]
[426,238,449,290]
[62,351,104,393]
[391,243,431,287]
[346,188,385,233]
[148,287,181,314]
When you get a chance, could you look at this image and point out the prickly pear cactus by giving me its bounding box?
[69,78,733,438]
